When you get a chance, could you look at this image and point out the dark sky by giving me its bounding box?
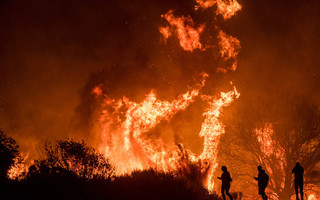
[0,0,319,157]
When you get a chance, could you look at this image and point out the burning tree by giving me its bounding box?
[219,93,320,199]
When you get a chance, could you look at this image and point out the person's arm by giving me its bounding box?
[217,177,222,180]
[254,177,258,180]
[292,166,295,174]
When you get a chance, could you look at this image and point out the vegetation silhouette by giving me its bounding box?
[0,130,19,180]
[1,137,223,200]
[28,139,114,179]
[0,130,19,199]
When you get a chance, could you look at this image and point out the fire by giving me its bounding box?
[199,86,240,190]
[308,194,319,200]
[159,26,171,43]
[97,74,240,191]
[195,0,242,20]
[215,0,242,20]
[98,73,208,174]
[160,10,205,51]
[255,123,285,157]
[97,0,242,192]
[7,153,29,180]
[255,123,286,192]
[218,30,241,72]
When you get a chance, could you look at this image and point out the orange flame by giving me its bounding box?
[159,26,171,43]
[308,194,319,200]
[218,30,241,72]
[99,73,208,174]
[195,0,242,20]
[97,74,240,192]
[7,153,29,180]
[160,10,205,51]
[199,86,240,190]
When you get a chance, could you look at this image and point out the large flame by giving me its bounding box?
[7,0,243,193]
[199,86,240,190]
[97,0,242,192]
[97,75,240,191]
[98,73,208,174]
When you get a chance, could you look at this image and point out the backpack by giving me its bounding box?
[261,171,269,187]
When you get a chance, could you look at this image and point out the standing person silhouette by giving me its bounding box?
[254,165,269,200]
[292,162,304,200]
[217,166,233,200]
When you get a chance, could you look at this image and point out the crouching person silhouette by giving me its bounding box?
[217,166,233,200]
[254,165,269,200]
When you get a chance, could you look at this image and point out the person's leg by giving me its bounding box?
[225,185,233,200]
[262,187,268,200]
[222,187,226,200]
[259,187,264,200]
[300,183,303,200]
[295,182,299,200]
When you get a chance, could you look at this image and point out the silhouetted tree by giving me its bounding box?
[0,130,19,180]
[28,139,114,179]
[219,94,320,199]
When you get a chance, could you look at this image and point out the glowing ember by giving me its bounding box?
[160,10,205,51]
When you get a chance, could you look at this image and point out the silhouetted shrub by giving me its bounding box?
[3,138,223,200]
[0,130,19,180]
[28,139,114,179]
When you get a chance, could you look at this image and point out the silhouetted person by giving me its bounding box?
[254,165,269,200]
[217,166,233,200]
[292,162,304,200]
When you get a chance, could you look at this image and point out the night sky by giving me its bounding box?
[0,0,319,158]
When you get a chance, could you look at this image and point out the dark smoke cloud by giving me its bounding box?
[0,0,319,158]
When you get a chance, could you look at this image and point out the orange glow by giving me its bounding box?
[195,0,242,20]
[256,123,285,159]
[255,123,286,191]
[308,194,319,200]
[160,10,205,51]
[218,30,241,72]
